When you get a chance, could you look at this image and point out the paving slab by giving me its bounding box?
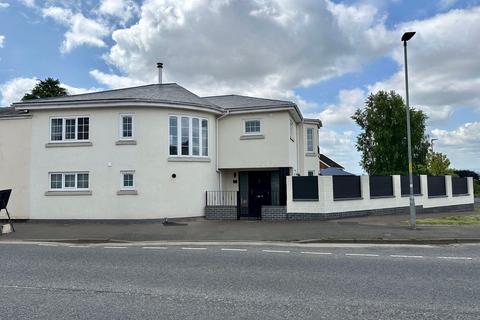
[1,207,479,243]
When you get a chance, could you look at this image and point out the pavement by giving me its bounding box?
[1,205,479,243]
[1,241,480,319]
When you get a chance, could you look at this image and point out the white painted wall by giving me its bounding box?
[218,111,296,169]
[29,107,219,219]
[301,123,319,176]
[0,117,31,219]
[287,175,474,214]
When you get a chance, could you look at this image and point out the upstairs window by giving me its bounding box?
[50,117,89,142]
[169,115,208,157]
[244,120,261,134]
[307,128,314,152]
[119,114,134,140]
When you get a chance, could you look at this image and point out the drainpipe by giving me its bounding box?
[216,110,230,190]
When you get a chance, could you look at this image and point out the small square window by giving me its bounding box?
[64,174,76,188]
[308,171,315,176]
[50,174,62,189]
[245,120,261,134]
[121,171,135,190]
[77,173,89,189]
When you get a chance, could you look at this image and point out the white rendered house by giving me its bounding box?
[0,66,321,220]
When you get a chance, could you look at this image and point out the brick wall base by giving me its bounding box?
[205,206,238,220]
[286,203,474,221]
[261,206,287,221]
[205,203,474,221]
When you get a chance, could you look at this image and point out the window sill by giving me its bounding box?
[305,152,317,157]
[116,140,137,145]
[453,193,470,197]
[370,195,395,199]
[292,198,319,202]
[401,194,423,197]
[46,142,92,148]
[428,195,448,199]
[334,197,363,201]
[117,190,138,195]
[168,156,211,162]
[45,190,92,196]
[240,134,265,140]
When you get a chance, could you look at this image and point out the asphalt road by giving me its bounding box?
[1,242,480,319]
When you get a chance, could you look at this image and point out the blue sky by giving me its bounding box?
[1,0,479,173]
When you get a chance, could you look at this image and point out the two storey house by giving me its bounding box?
[0,68,321,220]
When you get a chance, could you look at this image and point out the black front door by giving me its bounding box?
[248,171,271,219]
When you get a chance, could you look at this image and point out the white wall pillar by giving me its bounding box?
[361,175,370,200]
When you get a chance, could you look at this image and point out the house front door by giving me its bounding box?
[248,171,271,219]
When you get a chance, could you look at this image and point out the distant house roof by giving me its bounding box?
[303,118,322,127]
[0,107,30,119]
[320,154,344,169]
[320,167,354,176]
[12,83,223,113]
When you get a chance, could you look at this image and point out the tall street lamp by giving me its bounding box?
[402,31,416,229]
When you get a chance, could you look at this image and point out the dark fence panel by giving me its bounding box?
[401,176,421,195]
[452,177,468,195]
[427,176,446,197]
[292,176,318,201]
[206,191,238,206]
[333,176,361,200]
[369,176,394,197]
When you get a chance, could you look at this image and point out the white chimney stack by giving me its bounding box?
[157,62,163,84]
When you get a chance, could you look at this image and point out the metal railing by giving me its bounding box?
[206,191,238,206]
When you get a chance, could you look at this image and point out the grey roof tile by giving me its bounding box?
[0,107,29,118]
[13,83,222,111]
[202,94,296,110]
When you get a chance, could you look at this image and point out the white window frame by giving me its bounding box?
[119,114,135,140]
[48,172,90,191]
[120,171,135,190]
[306,127,314,152]
[243,119,262,135]
[49,116,90,143]
[168,115,209,157]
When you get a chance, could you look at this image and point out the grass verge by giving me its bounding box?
[416,212,480,225]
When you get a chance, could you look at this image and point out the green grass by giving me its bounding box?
[416,214,480,225]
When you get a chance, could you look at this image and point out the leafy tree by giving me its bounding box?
[22,78,68,101]
[454,169,480,180]
[352,90,430,175]
[425,151,453,176]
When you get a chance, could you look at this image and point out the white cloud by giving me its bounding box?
[0,77,99,106]
[431,122,480,170]
[0,2,10,9]
[94,0,393,106]
[18,0,34,7]
[98,0,139,23]
[438,0,458,10]
[0,77,37,106]
[0,35,4,48]
[89,69,148,88]
[319,129,362,174]
[309,88,366,125]
[369,6,480,121]
[42,6,110,53]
